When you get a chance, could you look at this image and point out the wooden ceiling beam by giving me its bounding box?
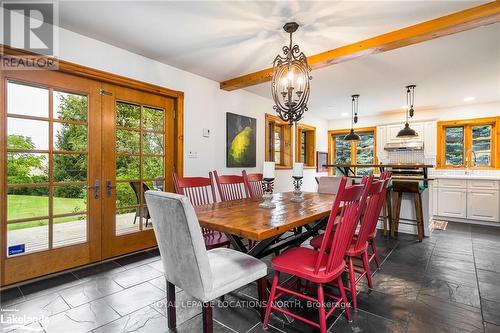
[220,1,500,91]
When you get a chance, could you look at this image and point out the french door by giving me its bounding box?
[101,83,174,258]
[1,71,176,285]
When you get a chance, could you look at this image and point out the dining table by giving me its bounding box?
[194,191,336,258]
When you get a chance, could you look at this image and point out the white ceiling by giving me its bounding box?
[56,1,499,119]
[58,0,486,82]
[246,23,500,119]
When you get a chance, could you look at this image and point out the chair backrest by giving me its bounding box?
[317,177,342,194]
[352,179,388,251]
[152,177,164,191]
[145,191,213,301]
[213,170,248,201]
[315,176,372,275]
[173,172,217,206]
[242,170,264,198]
[130,181,151,204]
[380,171,393,181]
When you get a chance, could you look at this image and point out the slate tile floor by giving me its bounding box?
[1,222,500,333]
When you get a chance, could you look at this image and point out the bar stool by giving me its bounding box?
[382,182,393,236]
[391,181,425,242]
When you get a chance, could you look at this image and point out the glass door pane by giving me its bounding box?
[114,102,165,235]
[6,84,91,256]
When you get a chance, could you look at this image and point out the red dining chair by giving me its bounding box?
[213,170,256,248]
[242,170,264,198]
[309,176,388,311]
[213,170,249,201]
[367,171,392,268]
[173,172,230,250]
[263,177,371,333]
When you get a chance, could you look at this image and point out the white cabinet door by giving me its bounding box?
[468,180,500,190]
[387,124,403,142]
[387,123,424,142]
[437,188,467,218]
[467,190,499,222]
[438,178,467,189]
[423,121,436,158]
[377,126,388,161]
[430,181,438,216]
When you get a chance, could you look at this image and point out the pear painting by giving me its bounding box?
[226,113,256,167]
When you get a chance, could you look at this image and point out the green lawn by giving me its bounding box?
[8,195,86,230]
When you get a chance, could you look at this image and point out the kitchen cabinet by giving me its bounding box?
[437,188,467,218]
[423,121,436,158]
[376,126,388,160]
[433,178,500,223]
[376,121,436,160]
[467,189,499,221]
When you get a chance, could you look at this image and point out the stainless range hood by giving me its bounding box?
[384,141,424,151]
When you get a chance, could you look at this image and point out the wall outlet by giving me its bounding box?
[203,128,210,138]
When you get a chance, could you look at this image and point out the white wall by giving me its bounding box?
[328,102,500,129]
[35,26,329,192]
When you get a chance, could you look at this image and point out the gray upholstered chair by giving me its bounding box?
[317,176,343,194]
[145,191,268,333]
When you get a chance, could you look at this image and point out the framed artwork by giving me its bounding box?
[316,151,328,172]
[226,112,256,167]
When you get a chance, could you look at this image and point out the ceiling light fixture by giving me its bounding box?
[464,96,475,102]
[271,22,312,124]
[397,85,418,138]
[344,94,361,141]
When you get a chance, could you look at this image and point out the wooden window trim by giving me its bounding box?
[265,114,292,168]
[437,117,499,169]
[327,127,378,175]
[295,123,316,168]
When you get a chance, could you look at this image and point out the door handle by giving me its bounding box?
[106,179,116,197]
[88,180,99,199]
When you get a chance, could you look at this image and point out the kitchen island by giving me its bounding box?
[324,163,435,238]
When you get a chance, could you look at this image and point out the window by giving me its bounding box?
[437,117,499,169]
[265,114,292,168]
[328,127,377,175]
[296,124,316,167]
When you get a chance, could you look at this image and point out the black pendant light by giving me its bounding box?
[344,94,360,141]
[397,85,418,138]
[271,22,312,124]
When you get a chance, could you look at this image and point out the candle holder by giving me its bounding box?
[291,176,303,202]
[259,178,276,209]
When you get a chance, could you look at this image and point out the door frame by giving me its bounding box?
[0,46,184,287]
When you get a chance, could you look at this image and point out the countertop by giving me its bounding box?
[431,174,500,181]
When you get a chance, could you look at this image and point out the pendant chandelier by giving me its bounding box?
[397,85,418,138]
[344,94,360,141]
[271,22,312,124]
